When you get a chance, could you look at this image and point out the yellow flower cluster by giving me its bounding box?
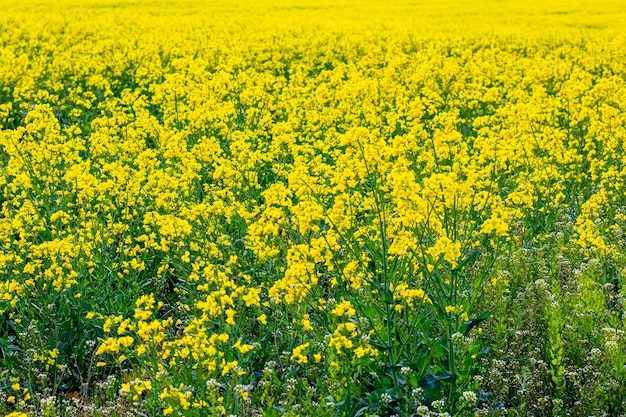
[120,378,153,401]
[0,280,23,313]
[1,0,626,414]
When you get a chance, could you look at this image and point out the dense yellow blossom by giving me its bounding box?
[290,342,311,364]
[1,0,626,415]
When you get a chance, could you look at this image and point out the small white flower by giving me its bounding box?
[380,392,393,404]
[460,390,478,407]
[432,399,445,410]
[416,405,430,416]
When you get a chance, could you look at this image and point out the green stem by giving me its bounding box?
[448,267,457,405]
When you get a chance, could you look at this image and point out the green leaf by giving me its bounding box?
[420,371,453,390]
[461,310,491,335]
[368,339,392,351]
[455,249,479,272]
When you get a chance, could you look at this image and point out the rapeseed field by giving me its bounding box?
[1,0,625,416]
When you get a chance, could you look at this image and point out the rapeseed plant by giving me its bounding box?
[1,0,626,416]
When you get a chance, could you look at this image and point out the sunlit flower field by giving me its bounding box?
[1,0,626,416]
